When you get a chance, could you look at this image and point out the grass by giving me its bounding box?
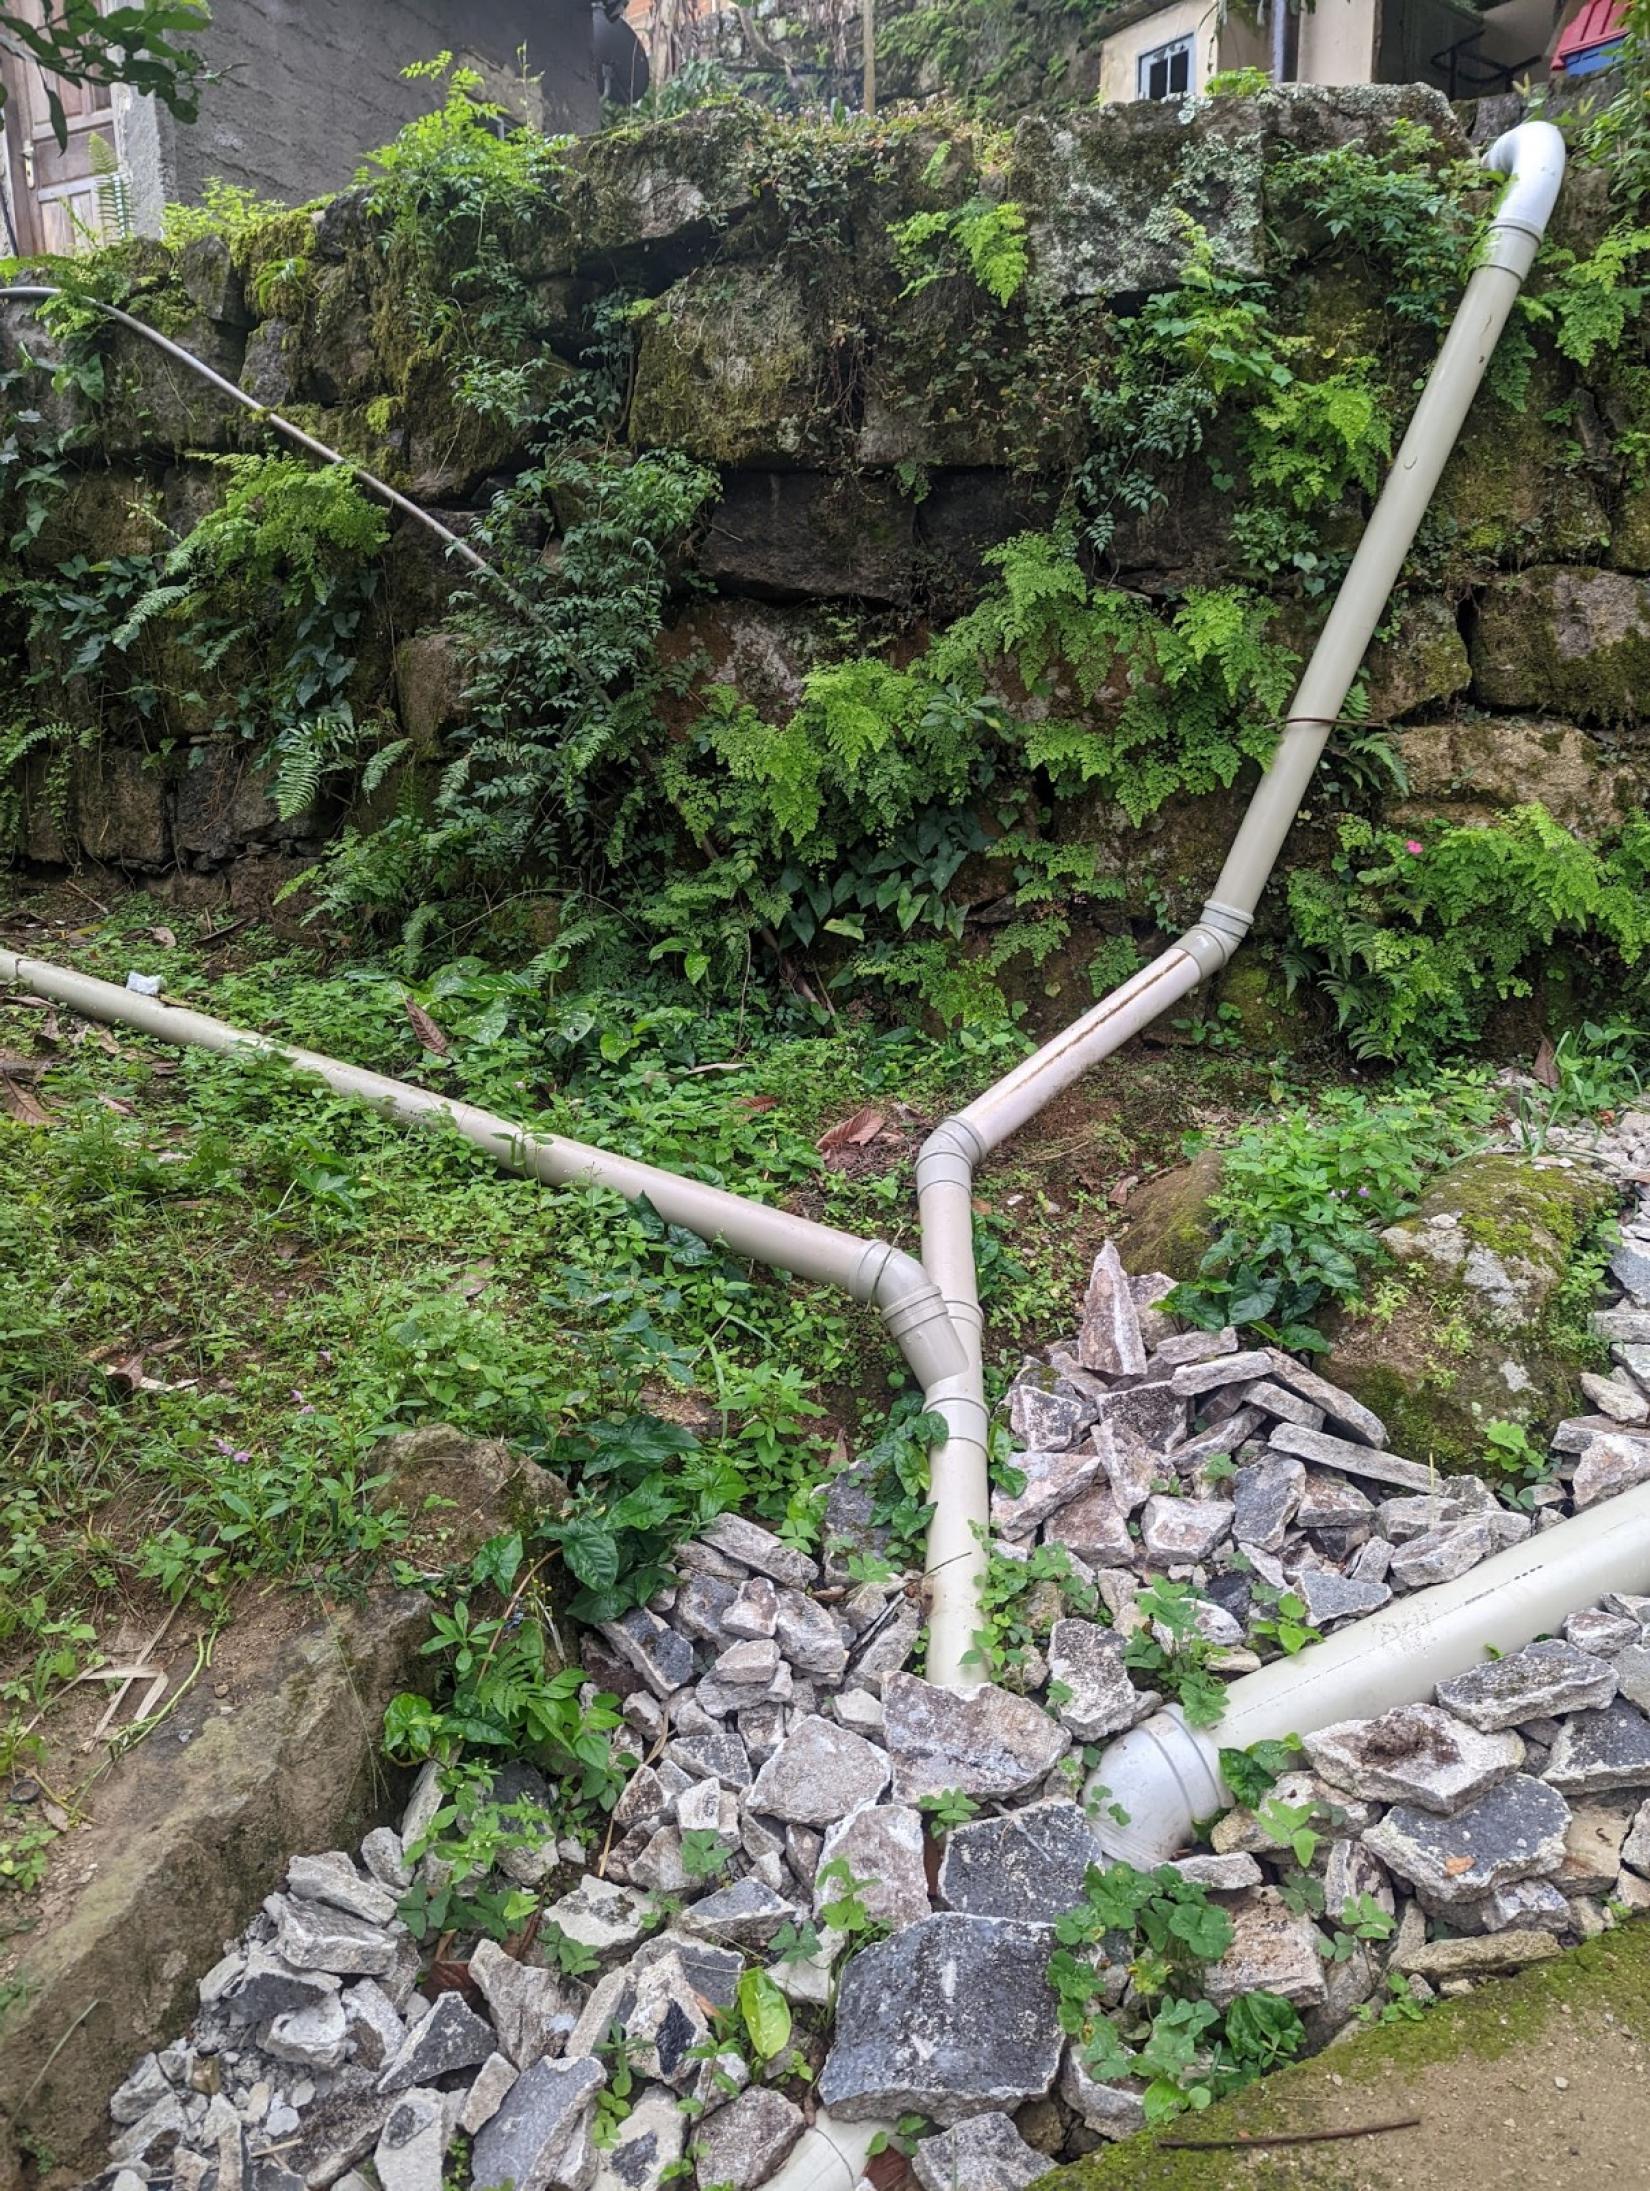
[0,888,1286,1848]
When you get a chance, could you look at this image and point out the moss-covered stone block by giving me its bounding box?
[1391,716,1647,838]
[562,104,778,279]
[698,471,916,602]
[629,266,835,465]
[1434,364,1609,575]
[1322,1153,1618,1472]
[1363,594,1469,722]
[1116,1150,1226,1285]
[1469,565,1650,725]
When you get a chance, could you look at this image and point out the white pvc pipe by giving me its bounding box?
[1090,1480,1650,1866]
[757,2115,882,2191]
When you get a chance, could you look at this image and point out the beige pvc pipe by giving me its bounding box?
[1092,1479,1650,1867]
[0,952,964,1393]
[0,285,516,601]
[912,119,1566,1694]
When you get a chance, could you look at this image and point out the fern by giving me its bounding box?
[890,196,1029,308]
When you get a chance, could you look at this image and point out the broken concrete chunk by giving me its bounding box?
[698,1513,820,1588]
[588,2088,683,2191]
[272,1895,402,1979]
[542,1876,656,1961]
[692,2086,805,2191]
[263,1993,351,2072]
[1543,1699,1650,1794]
[286,1851,400,1929]
[817,1914,1064,2124]
[1077,1242,1148,1377]
[1434,1639,1618,1731]
[1304,1705,1523,1816]
[884,1672,1070,1800]
[1202,1888,1327,2008]
[459,2053,520,2139]
[468,2055,605,2191]
[1058,2052,1147,2140]
[377,1991,495,2094]
[816,1803,931,1928]
[373,2088,451,2191]
[1362,1773,1570,1903]
[678,1877,801,1947]
[936,1799,1102,1925]
[911,2113,1048,2191]
[1046,1619,1138,1743]
[747,1712,890,1823]
[1139,1494,1232,1563]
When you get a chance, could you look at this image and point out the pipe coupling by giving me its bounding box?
[1178,897,1250,977]
[915,1114,987,1190]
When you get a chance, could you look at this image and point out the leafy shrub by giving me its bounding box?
[1171,1077,1495,1350]
[1286,807,1650,1061]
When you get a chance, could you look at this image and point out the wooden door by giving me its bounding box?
[1,0,121,256]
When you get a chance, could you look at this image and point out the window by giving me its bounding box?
[1138,33,1193,98]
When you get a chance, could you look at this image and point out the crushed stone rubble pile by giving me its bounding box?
[90,1152,1650,2191]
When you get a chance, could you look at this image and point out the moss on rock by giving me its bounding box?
[1117,1150,1226,1284]
[1322,1153,1618,1471]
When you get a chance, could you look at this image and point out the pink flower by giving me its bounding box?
[1404,839,1424,855]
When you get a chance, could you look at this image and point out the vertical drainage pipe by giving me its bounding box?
[914,118,1568,1703]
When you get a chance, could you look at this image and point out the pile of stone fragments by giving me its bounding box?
[94,1157,1650,2191]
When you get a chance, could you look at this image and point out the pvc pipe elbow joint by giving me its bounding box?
[1483,120,1567,243]
[1088,1710,1225,1869]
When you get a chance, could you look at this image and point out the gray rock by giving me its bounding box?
[1293,1567,1392,1626]
[723,1576,780,1637]
[692,2087,805,2191]
[774,1589,850,1678]
[1389,1517,1496,1590]
[222,1947,341,2026]
[1612,1240,1650,1304]
[1262,1353,1387,1444]
[816,1803,930,1928]
[377,1990,496,2093]
[1168,1408,1267,1466]
[1139,1494,1232,1563]
[1433,1875,1572,1935]
[589,2089,684,2191]
[1304,1705,1523,1815]
[263,1994,350,2071]
[1077,1242,1148,1377]
[1043,1480,1133,1564]
[1170,1851,1263,1891]
[1058,2053,1146,2140]
[566,1949,717,2087]
[678,1877,800,1947]
[1581,1372,1650,1424]
[1564,1608,1642,1656]
[597,1605,696,1698]
[1008,1367,1099,1451]
[1169,1348,1273,1396]
[1321,1839,1393,1918]
[1046,1620,1138,1742]
[470,2056,605,2191]
[613,1766,669,1831]
[936,1799,1102,1924]
[848,1599,923,1693]
[1435,1639,1619,1730]
[282,2087,395,2189]
[373,2089,451,2191]
[272,1896,401,1979]
[711,1639,783,1688]
[109,2055,171,2126]
[884,1673,1070,1800]
[542,1877,655,1960]
[1152,1327,1239,1369]
[817,1914,1064,2124]
[1363,1774,1570,1903]
[460,2054,520,2138]
[469,1939,583,2068]
[1378,1494,1476,1543]
[286,1852,400,1929]
[1201,1888,1326,2008]
[1572,1433,1650,1509]
[1093,1422,1161,1515]
[1396,1929,1561,1977]
[698,1514,820,1588]
[1266,1422,1433,1491]
[911,2112,1048,2191]
[1232,1455,1304,1552]
[108,2093,190,2166]
[1617,1644,1650,1712]
[1350,1537,1395,1585]
[747,1712,890,1823]
[1244,1379,1325,1431]
[632,1929,745,2009]
[1597,1305,1650,1344]
[1091,1381,1188,1451]
[991,1446,1103,1539]
[673,1572,739,1646]
[1544,1699,1650,1793]
[1295,1473,1375,1531]
[343,1980,407,2072]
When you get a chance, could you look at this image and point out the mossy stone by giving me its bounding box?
[1116,1151,1226,1285]
[1321,1154,1617,1472]
[628,266,833,465]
